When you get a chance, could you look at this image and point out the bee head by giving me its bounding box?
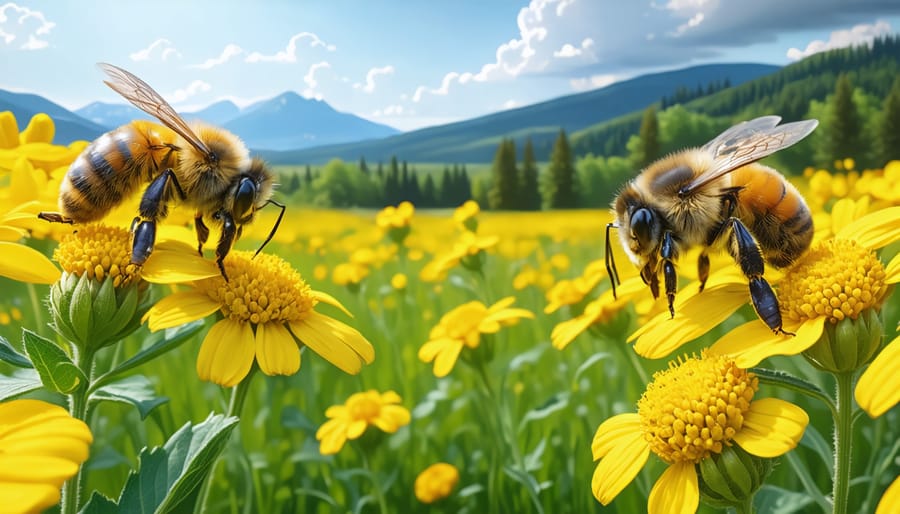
[231,157,275,225]
[614,187,662,266]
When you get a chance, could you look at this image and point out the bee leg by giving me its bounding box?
[640,263,660,299]
[212,210,236,282]
[698,252,710,292]
[194,214,209,257]
[37,212,74,224]
[605,223,621,298]
[131,169,183,266]
[726,218,792,335]
[660,231,678,318]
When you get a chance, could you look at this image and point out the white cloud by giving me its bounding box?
[245,32,336,63]
[355,65,395,93]
[373,104,405,117]
[130,38,181,62]
[412,72,460,102]
[302,61,331,97]
[787,19,892,61]
[0,3,55,49]
[554,37,594,58]
[670,12,705,37]
[661,0,717,37]
[168,80,212,103]
[502,99,519,109]
[189,44,243,69]
[569,73,620,91]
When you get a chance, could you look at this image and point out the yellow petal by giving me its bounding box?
[373,405,411,433]
[856,335,900,418]
[432,340,463,378]
[0,482,61,514]
[255,322,300,377]
[631,282,748,359]
[142,244,220,283]
[289,312,374,375]
[709,317,824,368]
[836,206,900,250]
[648,462,699,514]
[0,242,60,284]
[315,418,347,455]
[310,290,352,317]
[346,419,368,439]
[876,475,900,514]
[591,413,642,459]
[886,253,900,284]
[144,291,220,331]
[732,398,809,458]
[591,430,650,505]
[196,319,255,387]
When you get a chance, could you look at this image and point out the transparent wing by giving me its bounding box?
[98,63,211,156]
[683,116,819,193]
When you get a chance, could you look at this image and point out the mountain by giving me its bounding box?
[77,99,241,128]
[0,90,107,144]
[259,63,779,164]
[223,92,399,151]
[184,100,240,125]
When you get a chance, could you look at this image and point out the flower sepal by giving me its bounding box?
[697,444,773,509]
[803,308,884,373]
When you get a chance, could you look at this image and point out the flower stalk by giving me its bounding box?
[833,371,855,514]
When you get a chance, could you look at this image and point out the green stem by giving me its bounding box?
[61,347,95,514]
[26,282,44,331]
[734,495,755,514]
[360,449,389,514]
[197,366,257,514]
[832,372,854,514]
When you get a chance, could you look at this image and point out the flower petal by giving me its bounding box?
[141,243,220,283]
[0,242,60,284]
[733,398,809,458]
[144,290,221,331]
[0,482,61,514]
[591,413,642,459]
[709,317,823,368]
[631,282,748,359]
[432,339,463,378]
[255,322,300,377]
[856,335,900,418]
[591,430,650,505]
[289,312,374,374]
[196,319,255,387]
[648,461,699,514]
[315,418,347,455]
[346,419,368,439]
[876,474,900,514]
[373,405,411,433]
[835,206,900,250]
[310,290,352,317]
[886,253,900,285]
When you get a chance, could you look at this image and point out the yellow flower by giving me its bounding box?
[710,208,899,368]
[0,197,60,284]
[591,353,808,513]
[53,224,140,287]
[0,399,92,514]
[391,272,408,291]
[315,390,410,455]
[142,243,374,387]
[332,261,369,287]
[415,462,460,503]
[453,200,480,232]
[877,475,900,514]
[375,201,414,229]
[855,334,900,418]
[419,231,499,281]
[418,297,534,377]
[550,276,644,350]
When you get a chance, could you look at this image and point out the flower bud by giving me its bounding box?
[803,309,884,373]
[697,445,773,509]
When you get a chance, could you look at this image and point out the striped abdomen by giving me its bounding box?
[732,163,813,268]
[59,121,178,222]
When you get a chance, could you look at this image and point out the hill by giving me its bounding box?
[0,90,106,144]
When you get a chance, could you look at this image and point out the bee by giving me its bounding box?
[39,63,285,280]
[605,116,818,334]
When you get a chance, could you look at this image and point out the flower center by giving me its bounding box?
[637,354,757,464]
[779,239,887,324]
[53,224,139,287]
[197,251,315,325]
[348,395,381,421]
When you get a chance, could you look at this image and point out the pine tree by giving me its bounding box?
[457,165,471,205]
[878,76,900,165]
[489,138,518,210]
[286,172,301,194]
[635,105,661,168]
[545,129,577,209]
[421,173,437,207]
[827,73,863,163]
[519,138,541,210]
[409,167,422,206]
[385,156,400,205]
[439,166,452,207]
[304,165,313,188]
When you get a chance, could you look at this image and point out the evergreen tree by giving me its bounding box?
[421,173,437,207]
[489,138,518,210]
[409,167,422,205]
[376,161,384,180]
[439,166,452,207]
[458,165,472,205]
[304,165,314,188]
[359,156,369,175]
[286,172,301,194]
[827,73,863,163]
[634,105,661,168]
[544,129,577,209]
[519,138,541,210]
[878,76,900,164]
[385,156,400,205]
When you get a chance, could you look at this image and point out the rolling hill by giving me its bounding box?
[0,89,107,144]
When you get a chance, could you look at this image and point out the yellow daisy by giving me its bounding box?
[418,297,534,377]
[855,334,900,418]
[142,243,374,387]
[415,462,460,504]
[0,399,93,514]
[375,201,414,229]
[591,353,808,513]
[453,200,480,232]
[419,231,500,282]
[550,275,645,350]
[315,390,411,455]
[0,197,60,284]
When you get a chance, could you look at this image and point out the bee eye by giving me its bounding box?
[631,208,654,247]
[233,177,257,222]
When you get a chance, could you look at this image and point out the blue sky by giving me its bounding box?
[2,0,900,131]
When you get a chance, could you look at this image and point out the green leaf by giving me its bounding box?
[90,375,169,420]
[754,484,815,513]
[79,492,119,514]
[518,392,570,433]
[572,351,614,383]
[22,329,85,393]
[0,369,43,401]
[90,321,204,392]
[112,413,239,514]
[0,335,32,368]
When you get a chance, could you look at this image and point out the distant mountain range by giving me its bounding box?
[1,62,777,161]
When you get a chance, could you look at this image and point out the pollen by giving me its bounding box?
[779,239,887,324]
[637,353,757,464]
[197,251,315,324]
[53,224,139,287]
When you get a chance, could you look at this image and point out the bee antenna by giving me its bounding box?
[253,199,286,259]
[605,223,621,298]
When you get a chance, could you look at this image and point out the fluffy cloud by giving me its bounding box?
[302,61,331,98]
[569,73,620,92]
[355,65,395,93]
[130,38,182,62]
[168,80,212,103]
[787,20,892,60]
[245,32,336,63]
[0,2,55,50]
[189,44,244,69]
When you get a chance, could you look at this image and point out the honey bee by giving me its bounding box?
[605,116,818,334]
[39,63,284,280]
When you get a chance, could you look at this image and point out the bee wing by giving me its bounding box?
[98,63,212,157]
[683,116,819,193]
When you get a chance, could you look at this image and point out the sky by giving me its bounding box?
[2,0,900,132]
